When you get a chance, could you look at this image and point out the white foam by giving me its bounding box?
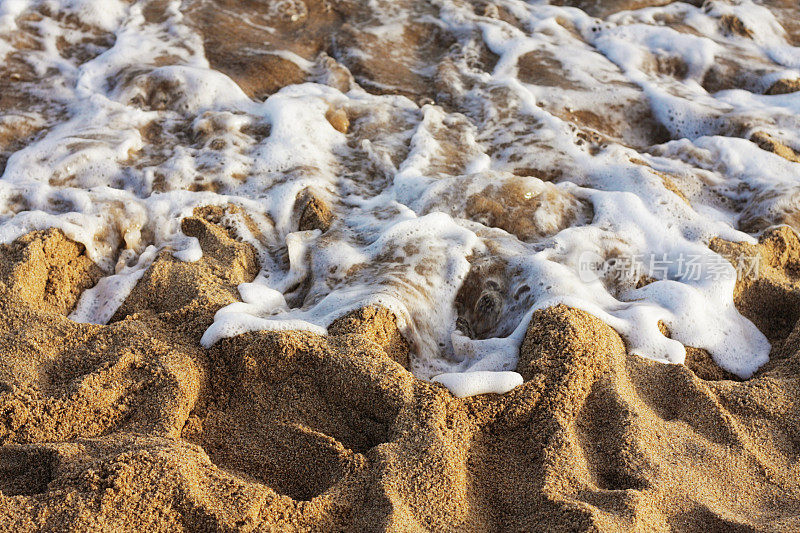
[69,245,158,324]
[2,0,795,382]
[172,236,202,262]
[0,0,30,36]
[433,371,523,398]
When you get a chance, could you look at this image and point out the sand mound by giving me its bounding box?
[0,229,102,316]
[0,218,799,530]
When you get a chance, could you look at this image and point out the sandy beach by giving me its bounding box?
[1,0,800,530]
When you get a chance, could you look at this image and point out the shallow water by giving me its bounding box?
[1,0,799,379]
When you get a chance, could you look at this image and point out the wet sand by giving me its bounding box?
[2,0,800,530]
[0,214,798,530]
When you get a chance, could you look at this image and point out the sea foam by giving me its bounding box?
[1,0,796,393]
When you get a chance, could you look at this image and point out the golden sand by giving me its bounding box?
[0,214,798,531]
[2,0,800,530]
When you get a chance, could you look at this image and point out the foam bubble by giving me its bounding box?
[432,371,523,398]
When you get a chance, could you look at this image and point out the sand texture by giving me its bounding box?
[0,217,796,531]
[3,0,800,530]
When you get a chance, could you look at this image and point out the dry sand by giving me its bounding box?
[0,211,797,531]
